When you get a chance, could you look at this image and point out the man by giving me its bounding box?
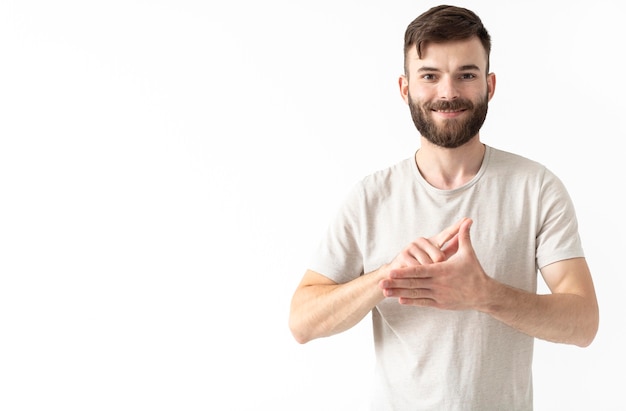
[288,5,599,410]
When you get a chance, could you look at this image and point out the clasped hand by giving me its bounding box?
[378,217,490,310]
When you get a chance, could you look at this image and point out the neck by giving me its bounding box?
[415,137,486,190]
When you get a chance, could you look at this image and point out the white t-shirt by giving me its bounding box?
[309,145,584,410]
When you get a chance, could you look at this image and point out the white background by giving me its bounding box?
[1,1,623,410]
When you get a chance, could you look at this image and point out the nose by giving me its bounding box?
[437,76,459,100]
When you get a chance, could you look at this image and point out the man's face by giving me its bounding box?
[401,37,495,148]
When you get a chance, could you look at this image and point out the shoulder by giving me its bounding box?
[348,156,416,202]
[359,156,416,190]
[485,146,556,182]
[339,156,416,211]
[487,146,545,171]
[485,146,570,200]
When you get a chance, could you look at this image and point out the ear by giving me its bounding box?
[487,72,496,101]
[398,75,409,104]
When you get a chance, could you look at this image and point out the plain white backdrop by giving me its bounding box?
[0,1,623,410]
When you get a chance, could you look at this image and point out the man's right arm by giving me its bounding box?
[289,218,467,344]
[288,268,387,344]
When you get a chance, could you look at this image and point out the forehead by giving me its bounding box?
[407,37,488,73]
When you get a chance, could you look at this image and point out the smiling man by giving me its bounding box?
[289,5,599,410]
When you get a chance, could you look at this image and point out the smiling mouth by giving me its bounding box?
[428,99,473,112]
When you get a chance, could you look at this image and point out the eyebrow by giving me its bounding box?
[417,64,481,73]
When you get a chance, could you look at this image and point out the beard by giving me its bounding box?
[408,91,489,148]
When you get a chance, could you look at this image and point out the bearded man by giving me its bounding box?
[289,5,598,410]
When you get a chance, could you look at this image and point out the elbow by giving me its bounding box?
[575,328,597,348]
[576,305,600,348]
[288,315,313,345]
[583,320,600,348]
[289,323,309,345]
[292,332,311,345]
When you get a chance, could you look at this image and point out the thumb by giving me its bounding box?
[458,218,474,249]
[442,218,473,259]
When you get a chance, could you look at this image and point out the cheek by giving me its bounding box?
[408,92,428,109]
[408,85,435,104]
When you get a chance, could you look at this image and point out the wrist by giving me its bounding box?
[477,275,505,314]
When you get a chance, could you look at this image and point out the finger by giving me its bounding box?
[388,265,432,279]
[380,277,432,290]
[393,243,434,267]
[409,239,444,264]
[384,286,432,299]
[457,218,473,250]
[441,233,459,259]
[398,297,437,307]
[431,217,468,249]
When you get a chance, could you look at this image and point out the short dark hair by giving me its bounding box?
[403,5,491,74]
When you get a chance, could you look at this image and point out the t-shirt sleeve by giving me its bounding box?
[307,182,365,284]
[535,168,585,269]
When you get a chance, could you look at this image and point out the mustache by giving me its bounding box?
[425,99,474,111]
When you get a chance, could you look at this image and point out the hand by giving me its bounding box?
[379,218,490,310]
[385,217,467,270]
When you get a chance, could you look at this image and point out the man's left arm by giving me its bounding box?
[485,257,599,347]
[379,219,600,347]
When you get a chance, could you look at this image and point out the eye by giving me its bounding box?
[459,73,477,80]
[422,73,437,81]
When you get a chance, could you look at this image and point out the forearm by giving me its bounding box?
[482,280,599,347]
[289,269,386,344]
